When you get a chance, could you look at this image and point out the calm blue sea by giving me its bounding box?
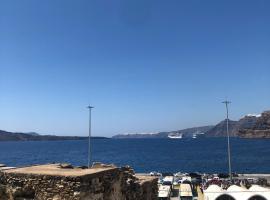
[0,138,269,173]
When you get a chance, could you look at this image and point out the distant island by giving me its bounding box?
[113,110,270,139]
[2,110,269,141]
[0,130,108,141]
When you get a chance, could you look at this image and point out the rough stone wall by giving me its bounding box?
[135,177,158,200]
[0,166,158,200]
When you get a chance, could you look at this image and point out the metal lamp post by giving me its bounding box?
[222,100,232,181]
[87,106,94,168]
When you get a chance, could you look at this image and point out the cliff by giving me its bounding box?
[205,115,258,137]
[205,120,238,137]
[238,111,270,138]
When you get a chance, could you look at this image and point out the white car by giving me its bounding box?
[179,183,193,200]
[150,171,161,176]
[150,171,157,176]
[158,185,171,200]
[174,172,182,177]
[163,176,174,186]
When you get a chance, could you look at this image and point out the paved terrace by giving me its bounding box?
[3,163,117,177]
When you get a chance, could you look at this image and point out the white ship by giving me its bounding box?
[168,133,183,139]
[192,131,205,139]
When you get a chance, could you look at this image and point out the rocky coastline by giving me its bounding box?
[238,111,270,138]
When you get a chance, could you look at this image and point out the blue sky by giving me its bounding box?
[0,0,270,136]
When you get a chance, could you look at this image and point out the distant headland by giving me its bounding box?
[0,130,108,141]
[113,110,270,139]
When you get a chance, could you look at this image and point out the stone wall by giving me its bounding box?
[0,164,158,200]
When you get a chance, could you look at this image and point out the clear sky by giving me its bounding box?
[0,0,270,137]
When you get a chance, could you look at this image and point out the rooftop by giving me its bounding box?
[4,164,116,177]
[135,174,158,185]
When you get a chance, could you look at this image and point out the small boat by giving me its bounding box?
[192,129,205,139]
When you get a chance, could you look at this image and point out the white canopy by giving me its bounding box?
[204,184,270,200]
[204,185,224,200]
[248,185,270,200]
[205,185,223,192]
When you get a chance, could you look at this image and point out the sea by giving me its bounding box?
[0,138,269,174]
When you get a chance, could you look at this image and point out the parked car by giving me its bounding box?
[158,185,171,200]
[150,171,161,176]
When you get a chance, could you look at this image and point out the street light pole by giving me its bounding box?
[222,100,232,181]
[87,106,94,168]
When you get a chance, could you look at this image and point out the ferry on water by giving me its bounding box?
[168,133,183,139]
[193,132,205,139]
